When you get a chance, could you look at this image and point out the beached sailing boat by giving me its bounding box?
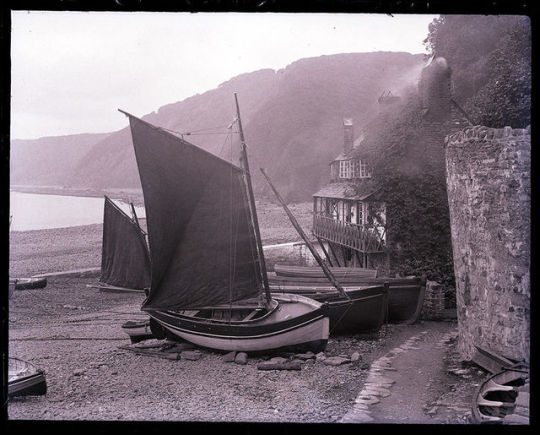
[97,195,151,293]
[118,94,329,353]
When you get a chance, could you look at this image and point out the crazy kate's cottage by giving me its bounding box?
[312,118,387,269]
[311,57,471,280]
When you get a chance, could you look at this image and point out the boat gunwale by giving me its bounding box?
[145,294,325,326]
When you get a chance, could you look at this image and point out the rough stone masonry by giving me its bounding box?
[445,125,530,363]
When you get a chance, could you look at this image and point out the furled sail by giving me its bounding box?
[100,196,151,290]
[125,113,263,310]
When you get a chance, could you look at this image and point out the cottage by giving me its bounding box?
[312,119,387,268]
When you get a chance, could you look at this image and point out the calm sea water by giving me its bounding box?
[9,191,145,232]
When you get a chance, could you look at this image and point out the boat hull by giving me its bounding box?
[14,277,47,290]
[146,294,329,353]
[8,372,47,398]
[9,279,17,299]
[268,274,424,324]
[271,285,387,334]
[471,367,529,423]
[121,319,154,343]
[8,358,47,398]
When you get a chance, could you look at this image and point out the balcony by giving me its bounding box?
[312,214,386,253]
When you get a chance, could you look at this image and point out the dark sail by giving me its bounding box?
[125,113,263,310]
[100,196,151,290]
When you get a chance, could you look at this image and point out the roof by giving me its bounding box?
[331,130,367,162]
[312,180,380,201]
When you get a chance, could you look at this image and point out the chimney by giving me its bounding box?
[343,118,354,155]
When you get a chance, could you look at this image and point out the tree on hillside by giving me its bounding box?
[424,15,531,128]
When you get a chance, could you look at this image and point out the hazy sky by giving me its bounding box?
[11,12,437,140]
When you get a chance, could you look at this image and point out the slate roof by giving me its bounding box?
[312,180,380,201]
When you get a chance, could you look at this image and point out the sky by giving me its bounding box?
[10,12,437,140]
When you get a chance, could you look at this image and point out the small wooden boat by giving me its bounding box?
[149,293,329,353]
[273,264,378,279]
[120,97,329,354]
[122,319,154,343]
[268,274,425,325]
[13,277,47,290]
[471,366,529,423]
[8,357,47,398]
[271,284,388,334]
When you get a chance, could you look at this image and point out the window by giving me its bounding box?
[339,160,351,178]
[353,160,360,178]
[357,202,363,225]
[339,159,371,179]
[359,161,371,178]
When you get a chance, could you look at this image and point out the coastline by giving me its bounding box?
[10,184,145,206]
[9,199,314,277]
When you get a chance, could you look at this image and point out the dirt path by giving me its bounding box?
[341,321,485,423]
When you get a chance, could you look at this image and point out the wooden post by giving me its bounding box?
[234,93,272,305]
[260,168,349,300]
[327,242,341,267]
[316,237,333,267]
[354,249,363,267]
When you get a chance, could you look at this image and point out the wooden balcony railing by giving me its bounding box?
[312,214,386,253]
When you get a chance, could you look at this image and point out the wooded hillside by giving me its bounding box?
[10,52,423,200]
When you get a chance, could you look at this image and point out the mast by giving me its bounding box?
[130,202,146,235]
[260,168,350,301]
[234,93,272,304]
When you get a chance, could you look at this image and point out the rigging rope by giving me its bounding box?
[160,124,232,137]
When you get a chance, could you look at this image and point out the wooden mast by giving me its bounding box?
[260,168,350,301]
[234,93,272,304]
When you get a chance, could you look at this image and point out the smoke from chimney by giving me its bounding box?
[343,118,354,155]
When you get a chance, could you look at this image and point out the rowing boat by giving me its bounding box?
[8,357,47,398]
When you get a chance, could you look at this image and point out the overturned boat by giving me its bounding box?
[8,357,47,398]
[120,95,329,354]
[471,364,529,424]
[97,195,150,293]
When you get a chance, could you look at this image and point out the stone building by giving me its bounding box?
[445,125,530,363]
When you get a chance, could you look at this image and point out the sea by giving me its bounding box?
[9,190,145,232]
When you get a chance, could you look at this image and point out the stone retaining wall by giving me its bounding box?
[421,281,445,320]
[445,125,530,362]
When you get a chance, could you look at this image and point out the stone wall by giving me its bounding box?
[421,281,445,320]
[445,125,530,362]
